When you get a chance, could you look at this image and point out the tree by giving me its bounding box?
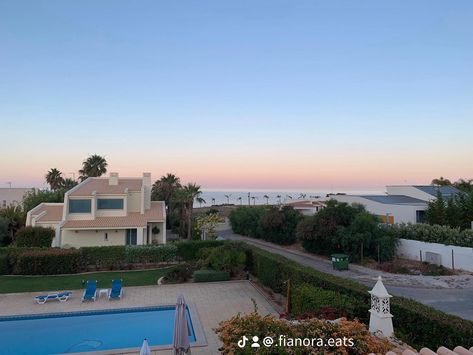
[454,179,473,193]
[0,216,10,246]
[45,168,64,191]
[431,177,452,186]
[22,189,65,215]
[298,193,307,199]
[224,194,231,204]
[276,195,282,204]
[263,195,270,204]
[237,197,242,205]
[251,196,257,205]
[62,178,78,190]
[79,154,108,181]
[196,197,206,208]
[181,183,202,239]
[425,191,447,226]
[211,197,216,205]
[0,204,25,243]
[151,173,181,226]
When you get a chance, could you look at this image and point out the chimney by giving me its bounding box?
[109,172,119,186]
[142,172,151,188]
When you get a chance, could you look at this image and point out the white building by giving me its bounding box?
[284,200,326,216]
[26,173,166,248]
[331,194,428,224]
[386,185,460,202]
[0,188,33,208]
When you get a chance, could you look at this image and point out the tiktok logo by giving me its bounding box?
[237,335,260,348]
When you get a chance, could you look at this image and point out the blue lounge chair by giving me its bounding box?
[34,291,72,304]
[82,280,98,302]
[108,279,123,300]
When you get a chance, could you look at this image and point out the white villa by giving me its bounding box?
[26,173,166,248]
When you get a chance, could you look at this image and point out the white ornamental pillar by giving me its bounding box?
[368,276,394,337]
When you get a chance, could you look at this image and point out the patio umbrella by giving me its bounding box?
[173,294,191,355]
[140,338,151,355]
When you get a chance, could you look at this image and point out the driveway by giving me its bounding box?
[221,229,473,321]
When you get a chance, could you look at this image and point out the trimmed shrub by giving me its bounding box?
[228,206,266,237]
[193,269,230,282]
[0,254,9,275]
[15,226,55,247]
[175,240,225,261]
[197,243,246,275]
[291,283,359,319]
[245,245,473,350]
[80,246,126,270]
[13,249,81,275]
[125,245,177,263]
[164,263,194,283]
[0,246,44,274]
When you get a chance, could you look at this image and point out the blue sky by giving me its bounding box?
[1,1,472,189]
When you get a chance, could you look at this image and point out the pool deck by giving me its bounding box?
[0,280,278,354]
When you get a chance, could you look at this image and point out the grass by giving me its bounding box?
[0,267,173,294]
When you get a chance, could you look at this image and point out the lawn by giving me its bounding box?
[0,267,172,294]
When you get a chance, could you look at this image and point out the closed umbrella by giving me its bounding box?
[140,338,151,355]
[173,294,191,355]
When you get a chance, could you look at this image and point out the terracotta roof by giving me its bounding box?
[32,203,64,222]
[62,202,164,229]
[69,178,143,196]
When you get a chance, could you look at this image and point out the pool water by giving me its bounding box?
[0,306,196,355]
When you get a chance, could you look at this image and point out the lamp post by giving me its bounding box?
[368,276,394,337]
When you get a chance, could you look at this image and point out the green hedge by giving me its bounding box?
[0,254,9,275]
[13,249,82,275]
[245,245,473,350]
[382,223,473,248]
[291,283,360,319]
[80,246,126,270]
[175,240,225,261]
[125,245,177,263]
[15,226,55,247]
[193,269,230,282]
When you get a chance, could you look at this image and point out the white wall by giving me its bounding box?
[62,229,127,248]
[397,238,473,272]
[331,196,426,224]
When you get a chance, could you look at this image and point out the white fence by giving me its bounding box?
[397,238,473,272]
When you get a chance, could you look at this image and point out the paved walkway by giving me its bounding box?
[0,281,278,354]
[221,229,473,321]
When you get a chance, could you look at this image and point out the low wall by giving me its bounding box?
[397,238,473,272]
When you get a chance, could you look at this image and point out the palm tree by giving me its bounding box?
[79,154,108,181]
[0,205,24,242]
[251,196,258,206]
[276,195,282,204]
[62,178,78,190]
[286,194,293,200]
[152,173,181,226]
[237,197,242,205]
[224,194,231,204]
[298,193,307,199]
[263,195,270,204]
[211,197,216,205]
[45,168,64,191]
[196,197,206,208]
[181,183,202,239]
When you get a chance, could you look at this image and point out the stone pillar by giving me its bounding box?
[369,276,394,337]
[136,227,145,245]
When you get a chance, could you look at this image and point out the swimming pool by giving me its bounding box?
[0,305,201,355]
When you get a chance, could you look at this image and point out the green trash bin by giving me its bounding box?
[331,253,349,270]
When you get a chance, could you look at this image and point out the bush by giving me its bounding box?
[175,240,225,261]
[382,223,473,248]
[245,245,473,350]
[291,283,359,319]
[164,263,194,283]
[80,246,126,270]
[15,226,55,247]
[13,249,81,275]
[193,269,230,282]
[0,254,9,275]
[216,311,391,355]
[125,245,177,263]
[197,243,246,275]
[229,206,266,237]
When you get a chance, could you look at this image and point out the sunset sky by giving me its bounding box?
[1,1,472,190]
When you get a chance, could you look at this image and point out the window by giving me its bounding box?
[104,233,108,241]
[126,229,137,245]
[416,210,426,223]
[69,199,91,213]
[97,198,124,210]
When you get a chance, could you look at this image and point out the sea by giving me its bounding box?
[194,188,384,207]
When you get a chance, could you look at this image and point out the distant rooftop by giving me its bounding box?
[360,195,427,205]
[413,185,461,199]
